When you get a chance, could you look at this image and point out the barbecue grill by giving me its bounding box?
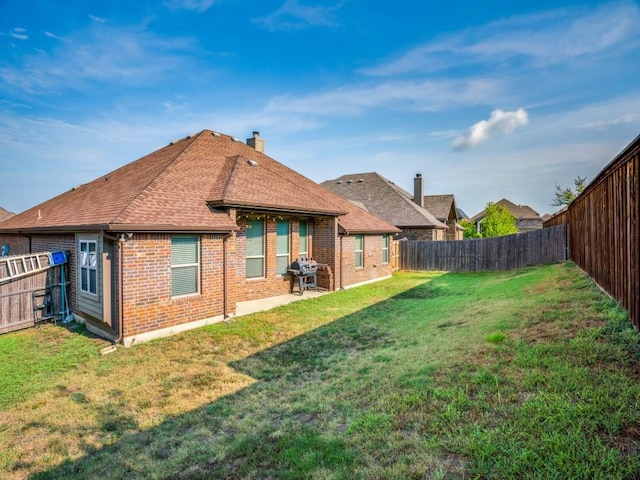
[288,258,318,295]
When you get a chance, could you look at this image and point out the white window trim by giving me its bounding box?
[171,236,200,298]
[355,234,364,269]
[246,219,265,279]
[298,220,308,259]
[79,239,98,296]
[276,219,290,276]
[382,235,389,264]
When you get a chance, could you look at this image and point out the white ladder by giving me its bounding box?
[0,252,53,284]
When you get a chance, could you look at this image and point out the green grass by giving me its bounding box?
[1,263,639,479]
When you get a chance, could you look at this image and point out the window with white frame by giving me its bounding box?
[79,240,98,295]
[276,219,290,275]
[382,234,389,264]
[298,220,308,259]
[246,219,265,278]
[355,234,364,268]
[171,236,200,297]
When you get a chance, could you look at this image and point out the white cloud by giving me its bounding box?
[265,78,503,116]
[452,108,529,151]
[11,28,28,40]
[362,1,640,76]
[0,22,200,93]
[44,31,60,40]
[163,0,216,12]
[579,114,640,130]
[89,15,107,23]
[255,0,340,32]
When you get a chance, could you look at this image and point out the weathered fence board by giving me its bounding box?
[0,264,65,334]
[399,225,567,272]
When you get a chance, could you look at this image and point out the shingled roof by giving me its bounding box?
[470,198,541,222]
[0,207,14,223]
[320,172,446,229]
[0,130,399,235]
[423,195,455,222]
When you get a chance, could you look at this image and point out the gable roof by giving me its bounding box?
[423,194,456,222]
[320,172,447,229]
[0,130,399,235]
[470,198,541,222]
[0,207,14,223]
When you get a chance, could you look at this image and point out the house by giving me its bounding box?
[422,195,465,240]
[470,198,543,233]
[320,172,448,240]
[0,207,14,223]
[0,130,399,345]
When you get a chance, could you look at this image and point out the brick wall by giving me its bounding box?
[310,217,341,289]
[396,228,439,241]
[0,233,30,256]
[339,234,393,288]
[120,233,227,338]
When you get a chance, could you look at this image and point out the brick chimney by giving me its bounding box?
[413,173,424,207]
[246,131,265,153]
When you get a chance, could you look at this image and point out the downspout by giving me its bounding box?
[114,236,124,345]
[223,233,229,319]
[339,232,344,290]
[18,231,32,253]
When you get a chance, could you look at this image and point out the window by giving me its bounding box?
[276,219,290,275]
[79,240,97,295]
[171,236,199,297]
[298,220,308,259]
[355,235,364,268]
[246,219,265,278]
[382,234,389,264]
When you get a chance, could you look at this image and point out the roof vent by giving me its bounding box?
[346,179,353,184]
[232,137,242,142]
[357,179,364,183]
[247,159,259,167]
[337,180,343,184]
[212,131,221,137]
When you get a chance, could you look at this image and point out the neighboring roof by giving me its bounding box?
[470,198,541,222]
[0,130,398,235]
[457,208,469,221]
[320,172,447,230]
[0,207,15,223]
[423,194,455,222]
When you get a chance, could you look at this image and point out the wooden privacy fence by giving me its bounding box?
[398,225,567,272]
[544,133,639,330]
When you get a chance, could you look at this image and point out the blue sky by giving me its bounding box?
[1,0,639,217]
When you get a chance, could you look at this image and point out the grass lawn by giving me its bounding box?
[1,262,639,479]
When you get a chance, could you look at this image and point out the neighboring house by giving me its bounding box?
[470,198,543,233]
[320,172,448,240]
[0,207,15,223]
[0,130,399,345]
[423,194,465,241]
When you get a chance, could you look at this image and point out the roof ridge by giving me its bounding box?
[112,132,202,224]
[257,157,349,213]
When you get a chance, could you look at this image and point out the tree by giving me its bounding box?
[480,202,518,238]
[551,176,586,207]
[460,219,481,238]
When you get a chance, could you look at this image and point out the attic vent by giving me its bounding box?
[346,179,353,184]
[357,179,364,183]
[212,131,221,137]
[232,137,242,142]
[186,135,191,139]
[337,180,343,184]
[247,159,259,167]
